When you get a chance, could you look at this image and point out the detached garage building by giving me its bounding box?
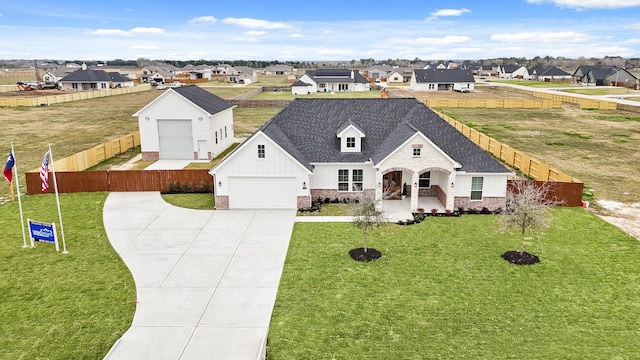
[133,86,235,161]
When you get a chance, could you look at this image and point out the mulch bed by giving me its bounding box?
[349,247,382,262]
[501,250,540,265]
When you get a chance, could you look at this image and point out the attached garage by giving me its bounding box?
[228,177,297,209]
[157,119,193,159]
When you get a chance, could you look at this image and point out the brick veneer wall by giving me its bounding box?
[215,195,229,209]
[142,151,159,161]
[311,189,375,202]
[454,196,506,211]
[297,196,311,208]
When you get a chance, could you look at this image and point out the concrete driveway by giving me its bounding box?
[102,192,296,360]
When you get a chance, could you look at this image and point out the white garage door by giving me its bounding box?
[157,119,193,159]
[229,177,297,209]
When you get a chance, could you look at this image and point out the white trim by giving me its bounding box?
[337,124,365,138]
[210,131,312,176]
[375,132,462,169]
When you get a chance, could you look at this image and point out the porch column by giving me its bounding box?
[411,172,420,211]
[446,173,456,210]
[375,169,383,209]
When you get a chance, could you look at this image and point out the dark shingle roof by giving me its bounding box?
[59,68,113,82]
[531,66,570,77]
[413,69,475,83]
[173,85,233,115]
[259,98,510,173]
[305,69,369,84]
[292,79,311,87]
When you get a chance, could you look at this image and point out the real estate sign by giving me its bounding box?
[27,219,59,251]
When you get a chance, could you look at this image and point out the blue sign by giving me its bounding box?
[28,220,56,245]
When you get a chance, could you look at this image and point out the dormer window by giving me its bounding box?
[337,121,365,153]
[346,137,356,148]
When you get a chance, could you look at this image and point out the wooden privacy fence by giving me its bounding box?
[507,180,583,207]
[230,99,292,108]
[426,98,562,109]
[25,169,213,195]
[0,84,151,107]
[44,132,140,172]
[499,86,618,110]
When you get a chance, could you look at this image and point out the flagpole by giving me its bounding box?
[11,143,28,248]
[48,144,67,254]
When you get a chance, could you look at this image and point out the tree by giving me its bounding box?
[348,195,386,261]
[498,179,561,264]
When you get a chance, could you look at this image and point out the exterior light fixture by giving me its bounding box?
[302,182,307,189]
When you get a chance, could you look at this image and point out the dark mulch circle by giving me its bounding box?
[501,250,540,265]
[349,247,382,262]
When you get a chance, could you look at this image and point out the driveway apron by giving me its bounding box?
[102,192,296,360]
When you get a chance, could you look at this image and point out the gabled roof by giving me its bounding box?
[572,65,616,78]
[500,65,523,73]
[530,66,570,77]
[234,66,256,75]
[413,69,475,83]
[133,85,233,116]
[292,79,311,87]
[59,68,115,82]
[304,69,369,84]
[257,98,510,173]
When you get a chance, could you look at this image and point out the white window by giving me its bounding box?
[413,148,421,156]
[101,83,107,89]
[471,177,483,200]
[338,169,349,191]
[428,83,435,90]
[258,144,265,159]
[346,137,356,148]
[352,170,363,191]
[224,126,228,138]
[419,172,431,188]
[215,131,218,144]
[319,83,326,90]
[338,83,349,91]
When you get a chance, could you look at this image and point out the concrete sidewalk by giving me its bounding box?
[102,192,296,360]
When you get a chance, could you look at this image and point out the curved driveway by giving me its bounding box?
[102,192,296,360]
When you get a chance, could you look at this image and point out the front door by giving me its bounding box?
[197,140,208,160]
[383,171,402,199]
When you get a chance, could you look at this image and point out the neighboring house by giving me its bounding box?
[410,69,475,91]
[210,98,513,211]
[527,66,572,82]
[262,64,294,75]
[227,66,258,85]
[140,65,180,84]
[133,85,235,161]
[291,79,312,95]
[498,65,528,79]
[365,64,395,80]
[42,67,73,84]
[573,66,638,88]
[58,64,134,91]
[295,69,370,93]
[215,63,234,75]
[386,67,414,83]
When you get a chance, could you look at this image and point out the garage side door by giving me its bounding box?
[157,119,193,159]
[229,177,297,209]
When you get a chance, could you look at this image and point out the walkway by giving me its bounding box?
[102,192,296,360]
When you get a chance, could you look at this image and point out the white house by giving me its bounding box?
[291,79,312,95]
[410,69,475,92]
[498,65,528,79]
[210,98,513,211]
[294,69,370,94]
[58,64,134,91]
[133,85,235,161]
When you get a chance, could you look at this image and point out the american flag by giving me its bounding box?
[40,150,50,192]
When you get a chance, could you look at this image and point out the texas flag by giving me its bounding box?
[3,150,14,184]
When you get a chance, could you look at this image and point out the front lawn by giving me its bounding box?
[0,193,135,359]
[269,208,640,359]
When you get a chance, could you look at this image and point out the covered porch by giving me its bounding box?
[381,196,445,222]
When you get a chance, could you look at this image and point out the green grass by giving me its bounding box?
[86,146,142,170]
[488,79,573,88]
[561,88,632,95]
[184,143,240,170]
[233,107,283,136]
[200,86,258,99]
[297,203,350,216]
[269,208,640,359]
[161,193,215,209]
[0,193,135,359]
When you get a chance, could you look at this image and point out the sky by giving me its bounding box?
[1,0,640,61]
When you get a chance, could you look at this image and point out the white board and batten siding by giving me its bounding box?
[454,174,509,198]
[310,163,376,190]
[213,132,311,209]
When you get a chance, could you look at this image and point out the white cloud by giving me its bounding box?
[416,35,472,45]
[231,37,260,43]
[130,45,160,50]
[89,27,165,36]
[222,17,291,29]
[491,31,593,43]
[188,16,218,24]
[317,48,354,56]
[625,22,640,29]
[429,8,471,19]
[527,0,640,9]
[245,30,266,36]
[288,33,304,38]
